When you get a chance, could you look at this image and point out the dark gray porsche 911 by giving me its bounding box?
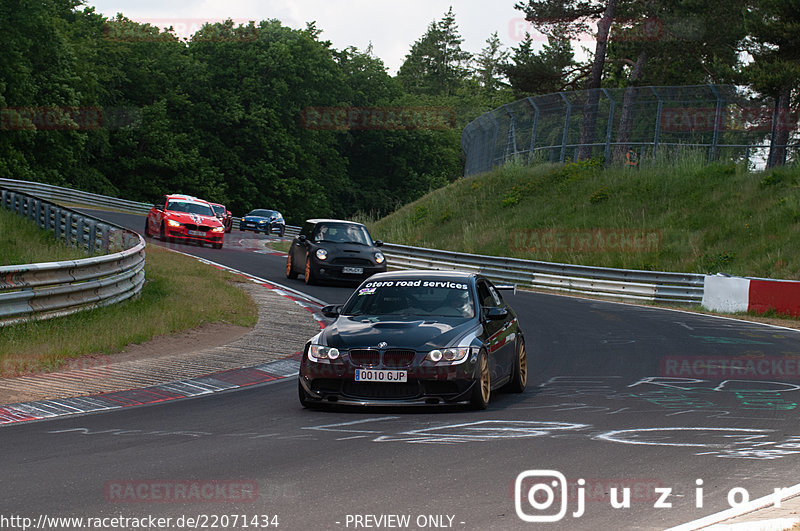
[298,270,527,409]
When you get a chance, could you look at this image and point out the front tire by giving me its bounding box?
[298,380,319,409]
[469,349,491,410]
[144,219,152,238]
[286,253,298,279]
[304,258,316,285]
[506,339,527,393]
[159,222,167,242]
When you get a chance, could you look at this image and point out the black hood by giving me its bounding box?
[322,316,479,350]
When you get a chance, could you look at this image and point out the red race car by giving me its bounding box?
[145,194,225,249]
[209,202,233,233]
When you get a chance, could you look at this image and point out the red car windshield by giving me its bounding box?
[167,201,214,217]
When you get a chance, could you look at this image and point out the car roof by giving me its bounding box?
[366,270,476,282]
[305,218,366,227]
[166,194,210,205]
[209,202,225,207]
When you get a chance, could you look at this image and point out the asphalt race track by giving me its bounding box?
[2,209,800,530]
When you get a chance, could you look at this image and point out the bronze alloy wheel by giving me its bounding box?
[470,350,490,410]
[507,340,527,393]
[304,258,315,285]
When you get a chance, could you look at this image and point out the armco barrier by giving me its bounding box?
[381,243,704,304]
[0,188,145,327]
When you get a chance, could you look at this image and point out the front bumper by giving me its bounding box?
[313,263,387,281]
[299,354,479,405]
[165,227,223,245]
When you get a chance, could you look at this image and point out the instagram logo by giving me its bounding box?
[514,470,571,522]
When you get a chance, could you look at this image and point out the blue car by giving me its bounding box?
[239,209,286,236]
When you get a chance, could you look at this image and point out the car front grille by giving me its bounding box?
[184,224,211,232]
[382,349,416,368]
[349,349,380,367]
[331,258,372,266]
[342,381,420,400]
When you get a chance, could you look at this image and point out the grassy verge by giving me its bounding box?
[0,208,93,264]
[268,241,291,253]
[0,238,258,377]
[368,157,800,280]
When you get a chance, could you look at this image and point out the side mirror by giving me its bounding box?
[321,305,340,318]
[298,234,307,243]
[374,240,383,247]
[484,307,509,321]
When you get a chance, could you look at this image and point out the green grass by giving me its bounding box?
[269,241,291,253]
[0,208,93,264]
[0,223,258,376]
[368,157,800,279]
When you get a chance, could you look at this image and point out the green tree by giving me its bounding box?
[475,32,510,94]
[741,0,800,167]
[503,30,578,97]
[396,7,472,97]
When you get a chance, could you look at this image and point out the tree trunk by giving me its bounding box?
[768,84,792,168]
[577,0,618,161]
[613,50,648,163]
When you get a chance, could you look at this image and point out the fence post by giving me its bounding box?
[489,112,500,170]
[526,97,540,164]
[503,105,518,162]
[651,87,663,160]
[558,92,571,163]
[709,84,722,162]
[601,88,615,164]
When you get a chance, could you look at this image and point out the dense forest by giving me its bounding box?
[1,1,797,222]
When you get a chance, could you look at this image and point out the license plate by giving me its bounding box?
[187,230,205,236]
[354,369,407,383]
[342,267,363,274]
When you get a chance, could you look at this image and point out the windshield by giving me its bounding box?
[313,223,373,245]
[342,280,475,318]
[166,201,214,217]
[248,209,278,218]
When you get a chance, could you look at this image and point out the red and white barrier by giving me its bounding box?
[703,275,800,317]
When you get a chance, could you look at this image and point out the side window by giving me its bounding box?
[155,196,167,210]
[488,285,502,306]
[476,281,498,308]
[300,222,314,239]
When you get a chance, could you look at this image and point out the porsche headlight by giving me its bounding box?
[374,252,385,264]
[166,219,182,228]
[308,344,340,361]
[426,347,474,363]
[316,248,328,260]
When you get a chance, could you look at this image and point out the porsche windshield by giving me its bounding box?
[166,201,214,217]
[313,223,372,245]
[342,282,475,318]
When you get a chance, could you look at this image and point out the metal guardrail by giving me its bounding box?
[0,188,145,326]
[381,243,704,304]
[0,177,703,305]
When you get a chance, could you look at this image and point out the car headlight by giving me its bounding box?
[308,344,340,361]
[316,248,328,260]
[426,347,474,363]
[374,252,385,264]
[166,219,182,228]
[258,220,267,224]
[211,226,224,233]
